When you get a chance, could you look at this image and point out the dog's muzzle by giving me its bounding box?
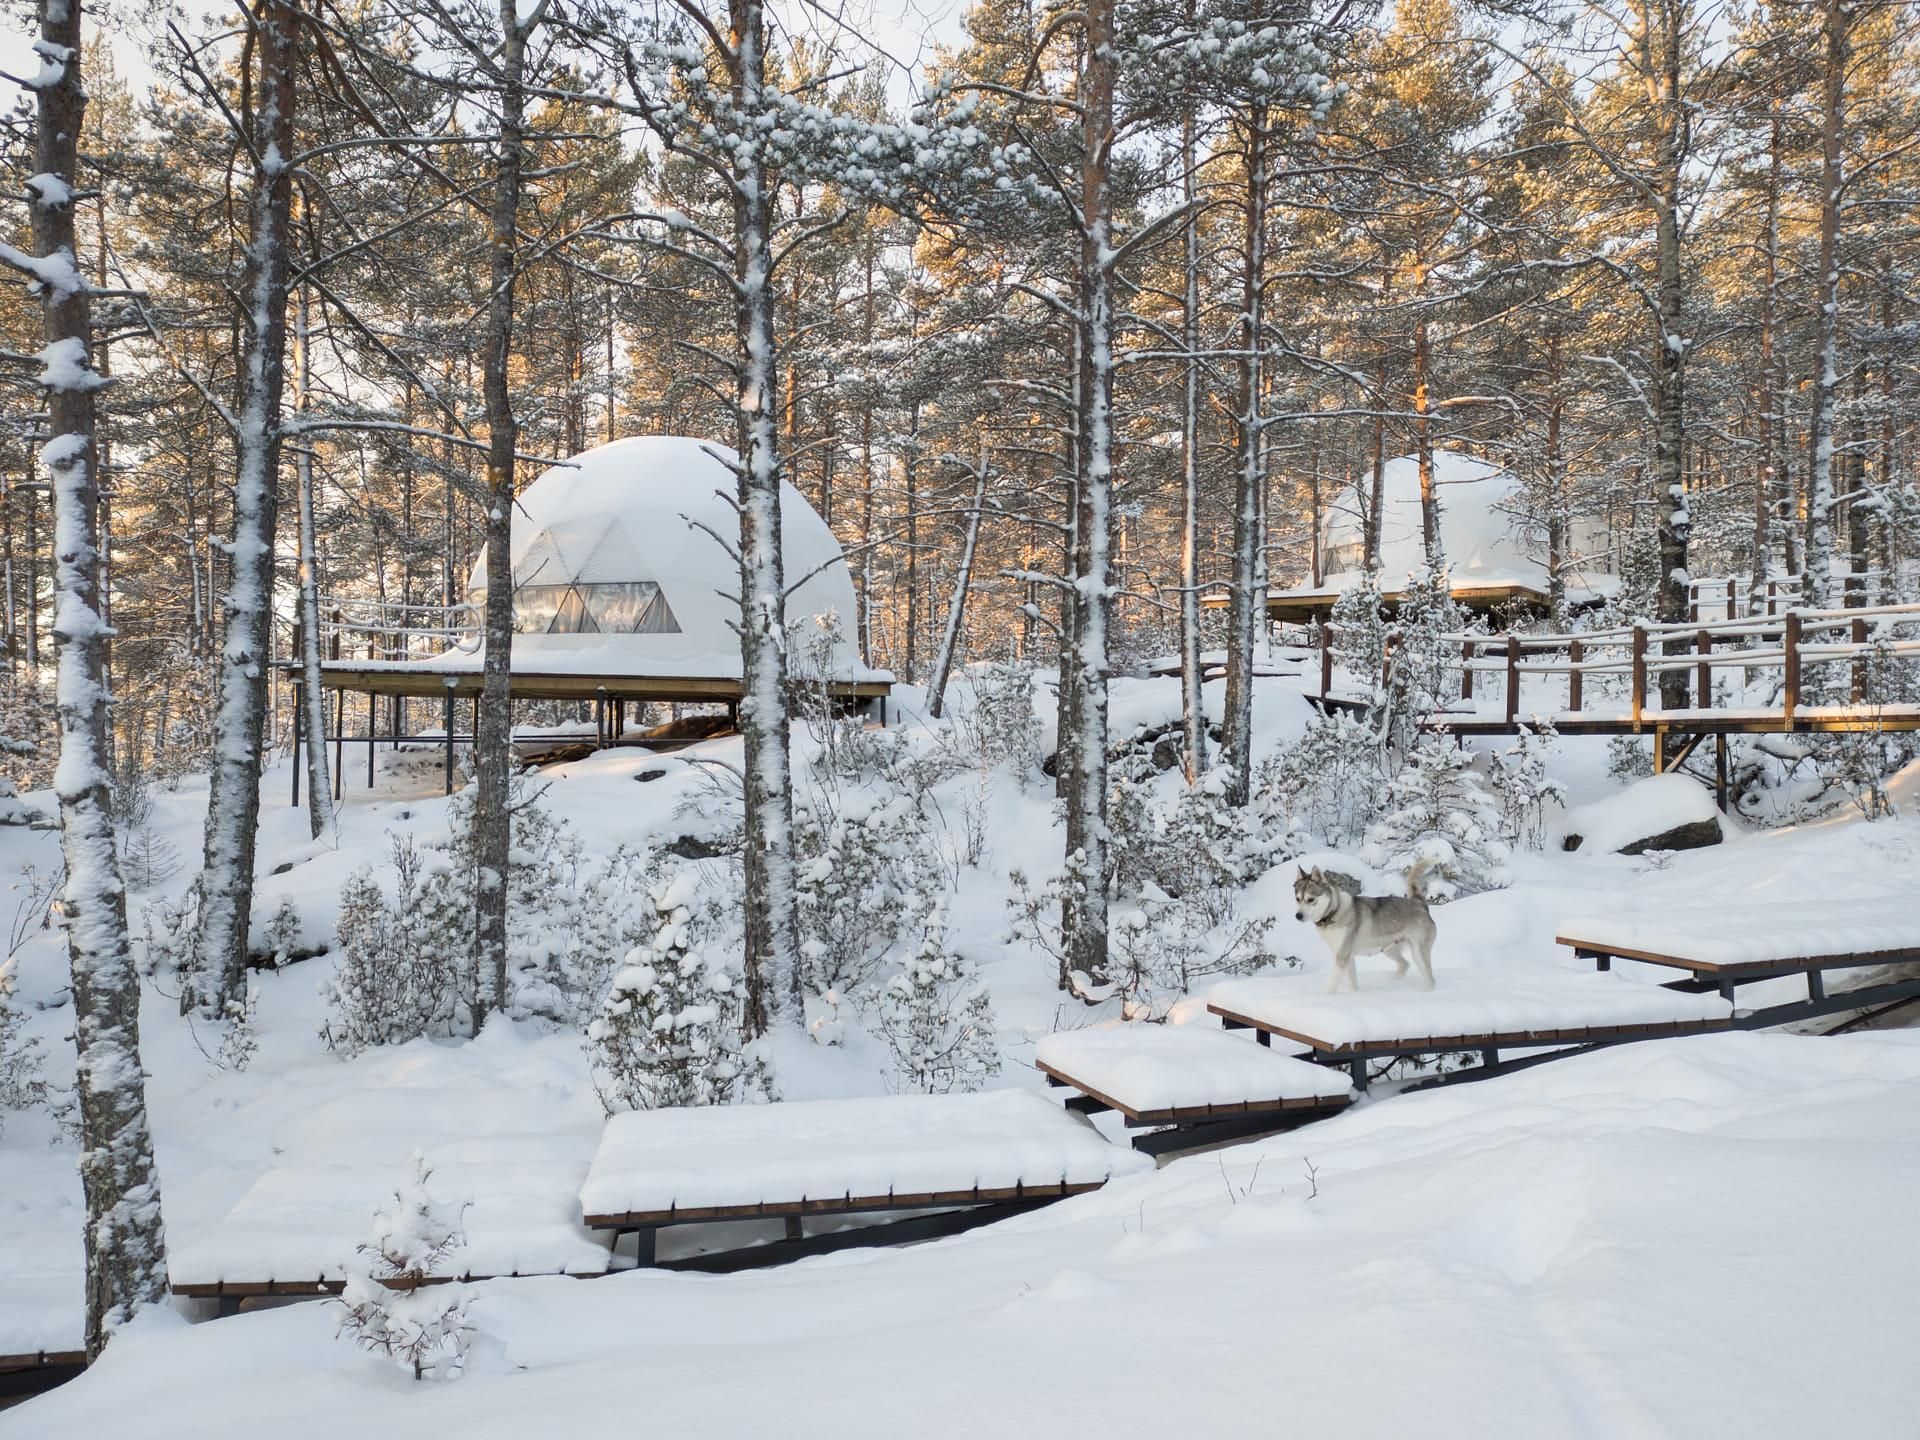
[1294,910,1305,921]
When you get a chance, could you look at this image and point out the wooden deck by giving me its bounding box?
[1207,1003,1731,1061]
[582,1180,1106,1232]
[1034,1058,1350,1129]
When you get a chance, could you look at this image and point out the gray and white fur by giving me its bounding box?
[1293,862,1437,992]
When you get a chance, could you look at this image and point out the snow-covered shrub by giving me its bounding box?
[875,909,999,1094]
[1106,888,1281,1019]
[321,837,455,1055]
[586,869,772,1113]
[1606,735,1653,782]
[959,660,1040,775]
[1110,761,1281,925]
[794,790,943,999]
[1253,710,1388,848]
[215,983,258,1073]
[334,1153,473,1381]
[259,898,303,968]
[513,845,652,1028]
[0,955,44,1132]
[1329,574,1392,706]
[0,676,52,795]
[1489,722,1567,849]
[998,856,1090,990]
[140,880,203,999]
[1391,565,1469,726]
[1362,736,1512,901]
[1810,634,1917,820]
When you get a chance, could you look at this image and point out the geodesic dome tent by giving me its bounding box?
[1260,449,1615,620]
[458,435,879,683]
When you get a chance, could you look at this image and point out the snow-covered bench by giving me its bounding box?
[1208,968,1733,1088]
[1557,900,1920,1026]
[1035,1024,1354,1152]
[169,1160,616,1313]
[578,1090,1152,1269]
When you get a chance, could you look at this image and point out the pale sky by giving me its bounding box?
[0,0,973,111]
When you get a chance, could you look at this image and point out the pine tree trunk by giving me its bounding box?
[927,441,988,719]
[1804,0,1849,610]
[1753,113,1782,598]
[1222,110,1267,806]
[195,0,298,1011]
[1650,6,1691,710]
[26,0,169,1356]
[1545,331,1567,625]
[294,282,333,836]
[471,0,533,1030]
[1414,309,1437,561]
[1061,0,1116,987]
[732,0,796,1032]
[1177,65,1206,785]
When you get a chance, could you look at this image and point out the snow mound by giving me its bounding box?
[1558,774,1723,854]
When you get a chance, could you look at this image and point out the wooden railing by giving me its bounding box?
[300,595,481,665]
[1315,601,1920,727]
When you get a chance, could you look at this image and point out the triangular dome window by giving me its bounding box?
[548,586,600,634]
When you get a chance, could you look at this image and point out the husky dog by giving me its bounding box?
[1293,863,1437,993]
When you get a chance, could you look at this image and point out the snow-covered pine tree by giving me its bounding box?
[321,837,455,1054]
[0,0,169,1357]
[587,869,771,1113]
[193,0,301,1018]
[1363,735,1511,900]
[334,1152,473,1381]
[876,908,999,1094]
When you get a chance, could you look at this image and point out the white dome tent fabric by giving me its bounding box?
[456,435,876,681]
[325,435,887,690]
[1259,449,1614,618]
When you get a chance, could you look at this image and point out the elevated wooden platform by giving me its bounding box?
[1034,1024,1354,1154]
[1558,904,1920,1029]
[1207,969,1734,1089]
[578,1091,1150,1270]
[0,1349,85,1400]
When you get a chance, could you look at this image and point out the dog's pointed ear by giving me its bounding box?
[1309,865,1323,880]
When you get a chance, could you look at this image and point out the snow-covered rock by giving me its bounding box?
[1559,774,1723,855]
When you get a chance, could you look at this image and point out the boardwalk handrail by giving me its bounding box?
[1316,600,1920,732]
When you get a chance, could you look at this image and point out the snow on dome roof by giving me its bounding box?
[463,436,876,681]
[1314,450,1609,593]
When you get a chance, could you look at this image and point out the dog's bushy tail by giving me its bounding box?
[1404,854,1438,899]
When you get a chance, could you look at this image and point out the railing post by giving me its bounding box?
[1630,624,1647,727]
[1851,616,1868,704]
[1766,581,1778,618]
[1782,611,1801,723]
[1461,639,1475,701]
[1695,629,1711,711]
[1504,633,1519,725]
[1568,638,1584,714]
[1727,578,1737,622]
[1319,621,1334,698]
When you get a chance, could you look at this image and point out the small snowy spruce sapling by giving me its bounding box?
[587,870,772,1113]
[335,1153,473,1381]
[1488,723,1567,848]
[0,955,45,1131]
[876,908,999,1094]
[1362,737,1512,901]
[321,837,454,1054]
[793,790,941,1000]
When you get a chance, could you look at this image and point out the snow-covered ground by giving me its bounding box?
[4,667,1920,1435]
[12,1030,1920,1438]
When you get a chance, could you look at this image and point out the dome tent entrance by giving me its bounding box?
[288,437,891,802]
